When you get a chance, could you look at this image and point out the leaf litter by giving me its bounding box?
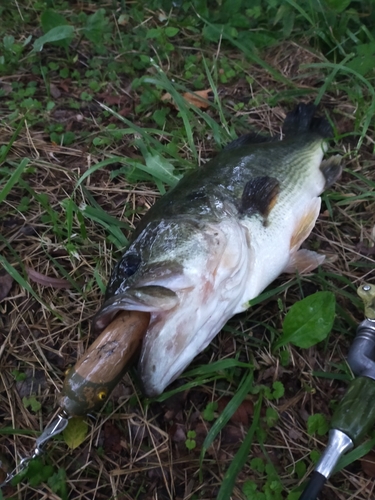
[0,269,13,302]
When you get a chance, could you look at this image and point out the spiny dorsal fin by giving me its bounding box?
[224,132,274,151]
[283,103,332,139]
[240,176,280,218]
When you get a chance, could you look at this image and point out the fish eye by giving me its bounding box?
[97,391,107,401]
[64,367,72,376]
[122,252,141,277]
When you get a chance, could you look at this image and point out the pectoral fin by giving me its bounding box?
[284,249,325,274]
[290,197,321,252]
[240,176,280,218]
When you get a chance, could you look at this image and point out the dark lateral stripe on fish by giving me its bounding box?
[283,102,332,139]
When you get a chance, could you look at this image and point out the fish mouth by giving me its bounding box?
[92,285,180,333]
[91,274,240,397]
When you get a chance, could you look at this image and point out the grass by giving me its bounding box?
[0,1,375,499]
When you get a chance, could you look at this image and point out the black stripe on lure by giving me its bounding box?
[299,283,375,500]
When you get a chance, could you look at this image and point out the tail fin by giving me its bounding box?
[283,103,332,139]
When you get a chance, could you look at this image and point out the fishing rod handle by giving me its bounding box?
[331,376,375,446]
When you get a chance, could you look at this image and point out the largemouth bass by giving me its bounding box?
[61,103,341,413]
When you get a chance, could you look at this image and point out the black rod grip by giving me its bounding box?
[299,471,326,500]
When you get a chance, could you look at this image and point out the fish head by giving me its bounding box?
[93,219,204,331]
[92,217,252,397]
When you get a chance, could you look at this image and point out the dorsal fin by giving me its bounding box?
[224,132,275,151]
[283,103,332,139]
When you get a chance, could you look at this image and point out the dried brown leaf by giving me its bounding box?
[182,89,213,108]
[161,89,213,110]
[103,421,123,453]
[217,397,254,426]
[0,81,12,95]
[169,423,186,443]
[361,451,375,477]
[57,81,70,93]
[97,93,123,106]
[0,269,13,302]
[221,424,243,445]
[26,267,72,289]
[49,83,61,99]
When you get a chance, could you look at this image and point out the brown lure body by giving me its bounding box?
[59,310,150,416]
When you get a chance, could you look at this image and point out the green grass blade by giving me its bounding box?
[199,369,254,468]
[183,359,253,378]
[151,376,222,403]
[0,119,24,164]
[94,266,106,294]
[144,74,232,148]
[284,0,314,26]
[95,102,188,160]
[314,53,354,106]
[81,204,130,231]
[0,158,29,203]
[247,279,298,307]
[217,394,263,500]
[202,57,231,137]
[311,371,351,381]
[145,61,198,160]
[304,61,375,149]
[335,436,375,472]
[153,361,254,404]
[0,427,38,436]
[79,186,130,248]
[63,198,74,243]
[76,156,128,188]
[81,206,128,248]
[198,16,292,86]
[133,142,181,189]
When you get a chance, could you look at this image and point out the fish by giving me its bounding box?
[60,103,342,413]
